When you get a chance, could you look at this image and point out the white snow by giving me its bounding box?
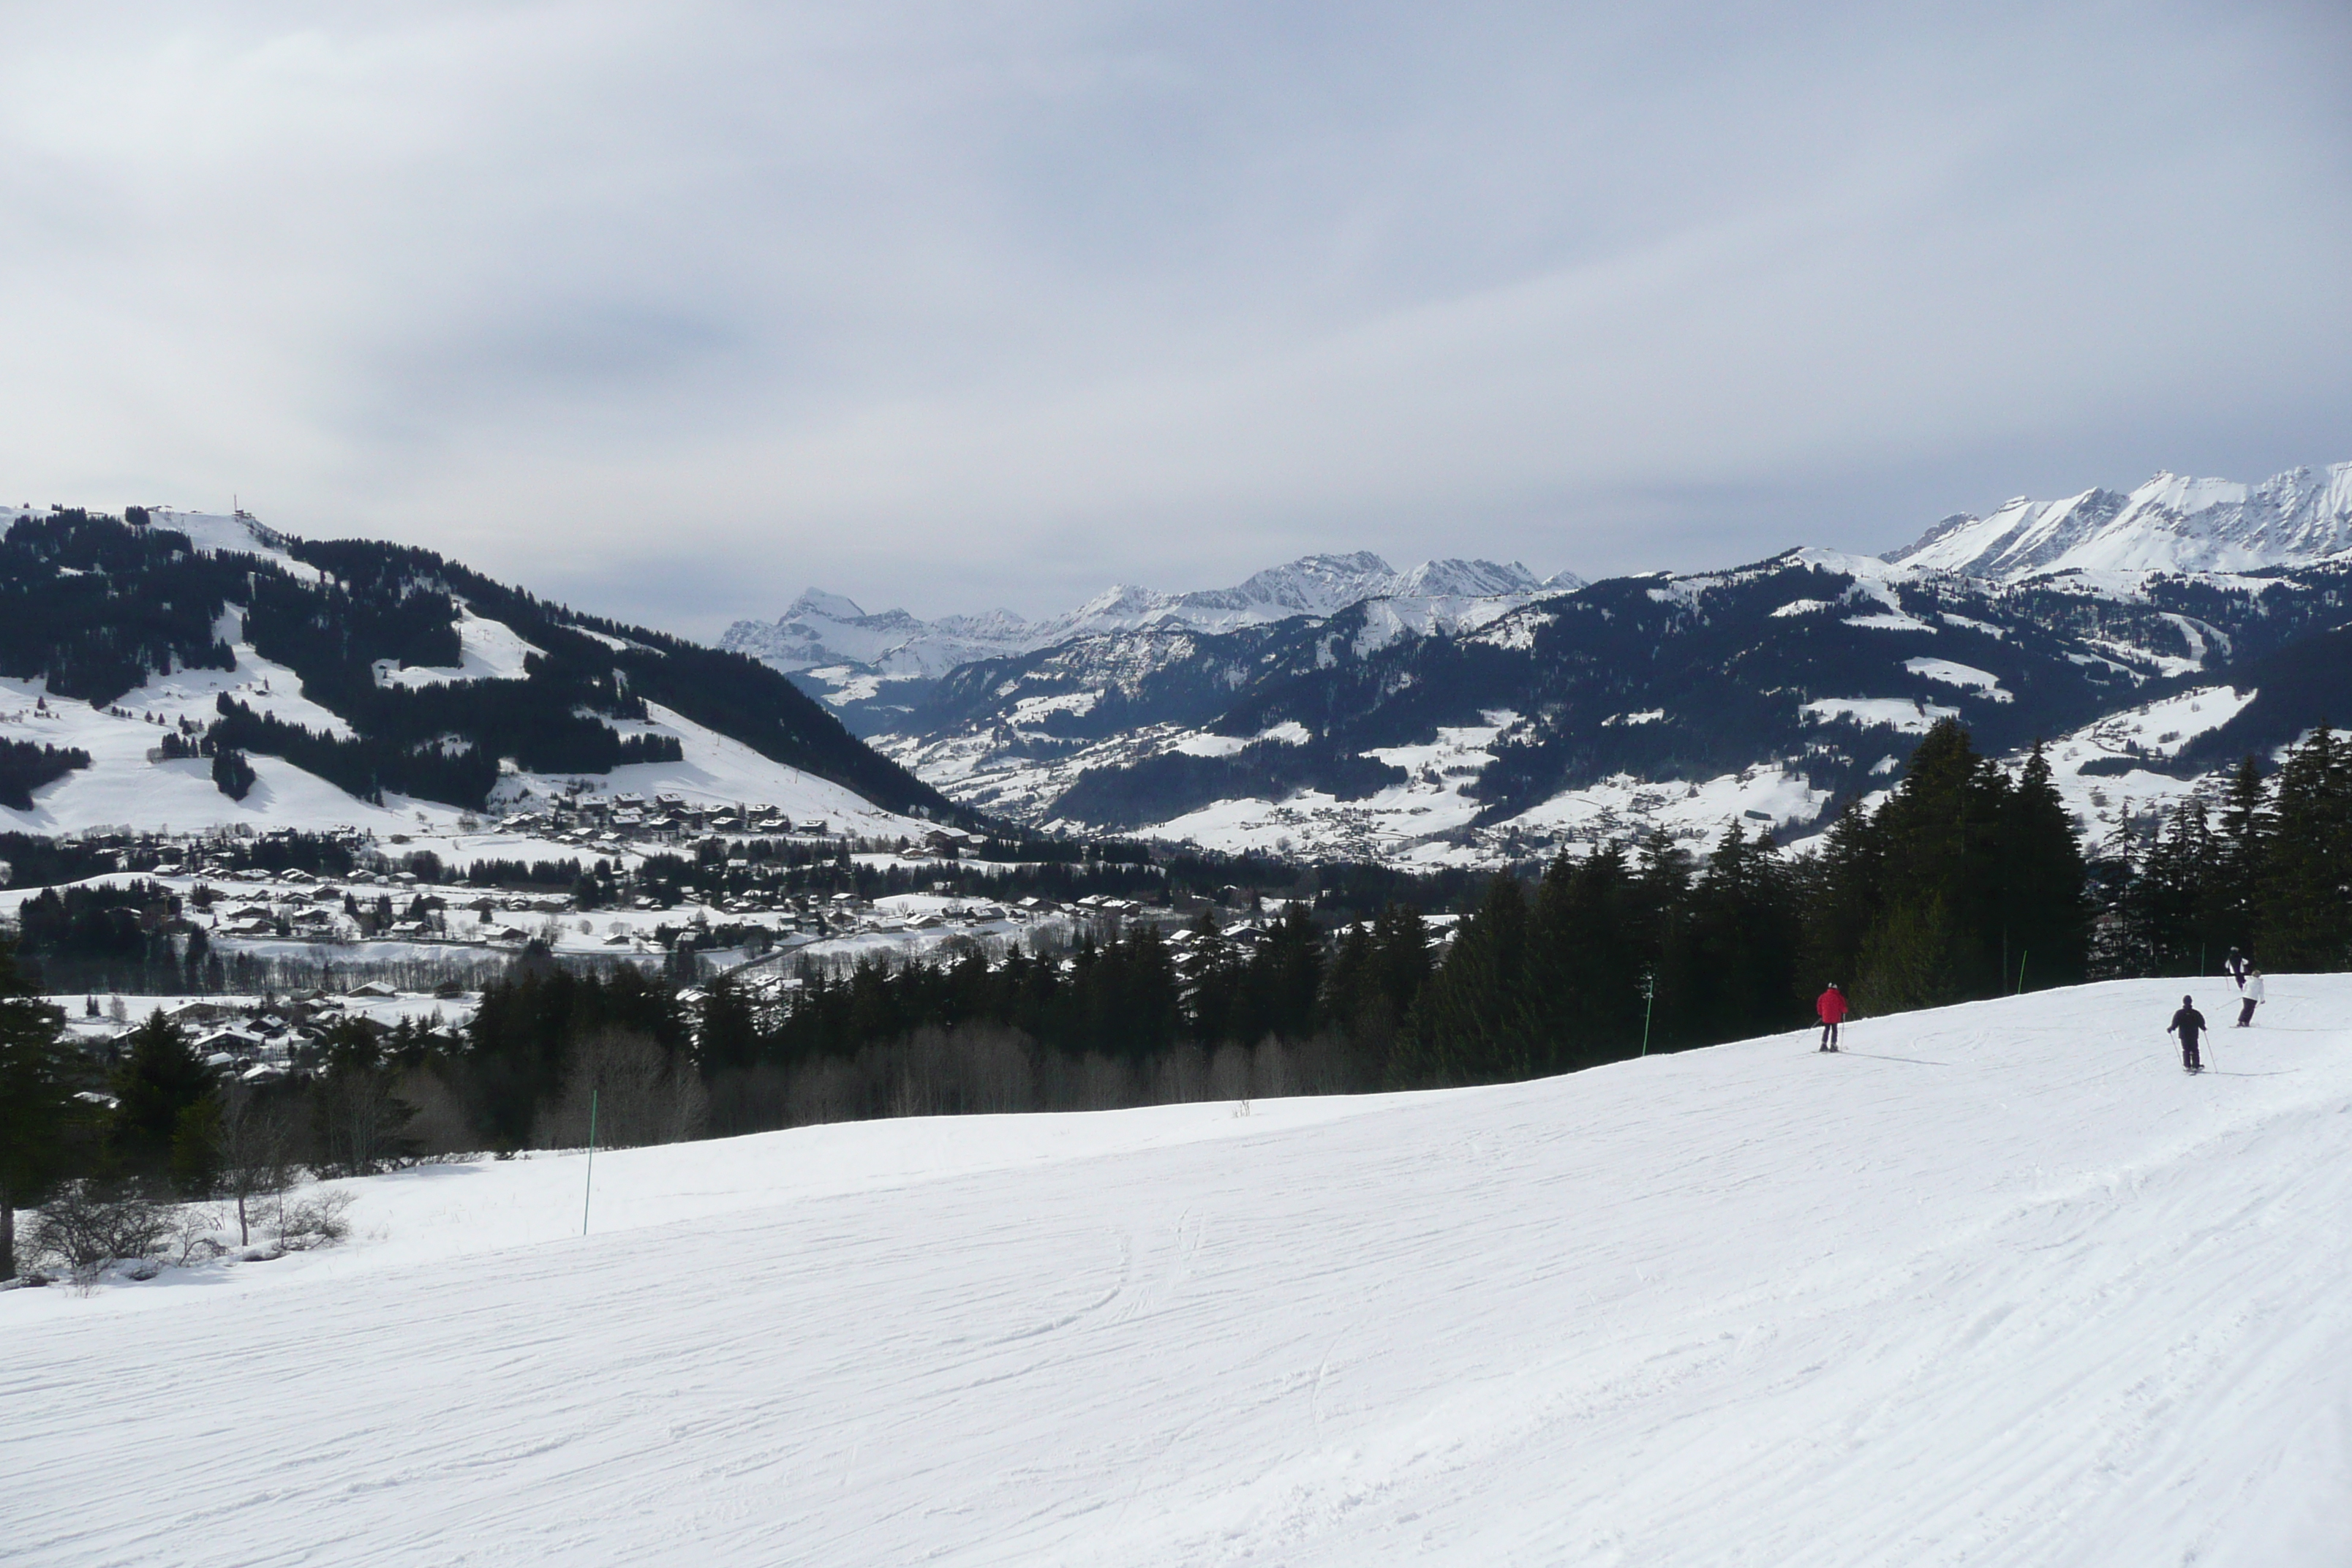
[1504,765,1828,844]
[2031,686,2261,844]
[509,700,932,838]
[0,647,472,840]
[1902,657,2013,701]
[1006,690,1101,724]
[374,606,543,689]
[1887,461,2352,581]
[1802,696,1961,734]
[11,977,2352,1564]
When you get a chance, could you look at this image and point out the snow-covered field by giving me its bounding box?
[10,976,2351,1564]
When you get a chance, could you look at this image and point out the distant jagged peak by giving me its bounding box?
[1884,459,2352,583]
[785,587,869,622]
[1391,557,1544,600]
[723,545,1583,686]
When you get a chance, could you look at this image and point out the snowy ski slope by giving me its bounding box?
[8,976,2352,1565]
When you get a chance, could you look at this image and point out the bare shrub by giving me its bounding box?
[172,1206,233,1267]
[784,1052,870,1127]
[887,1025,1038,1118]
[1284,1030,1372,1096]
[703,1063,794,1138]
[312,1026,417,1177]
[1074,1052,1138,1112]
[1251,1035,1295,1100]
[29,1181,173,1279]
[1209,1042,1252,1103]
[1150,1043,1212,1104]
[275,1190,355,1251]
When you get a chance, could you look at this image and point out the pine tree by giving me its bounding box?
[2259,725,2352,969]
[0,938,74,1278]
[696,973,763,1077]
[1394,875,1537,1086]
[1683,825,1803,1044]
[2215,754,2269,954]
[1527,842,1651,1063]
[1997,742,2089,990]
[108,1012,214,1183]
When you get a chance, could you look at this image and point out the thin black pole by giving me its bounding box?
[581,1089,598,1237]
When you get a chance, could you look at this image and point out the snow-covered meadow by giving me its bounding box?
[8,976,2352,1565]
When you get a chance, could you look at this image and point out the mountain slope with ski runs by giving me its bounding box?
[0,505,962,848]
[721,461,2352,865]
[12,975,2352,1565]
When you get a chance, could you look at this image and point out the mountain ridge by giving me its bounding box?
[1885,461,2352,581]
[0,505,967,837]
[719,551,1584,729]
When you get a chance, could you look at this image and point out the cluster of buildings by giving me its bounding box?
[65,984,450,1089]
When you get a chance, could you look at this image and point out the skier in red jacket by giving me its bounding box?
[1816,984,1849,1052]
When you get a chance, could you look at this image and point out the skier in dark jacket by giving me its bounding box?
[2168,995,2208,1073]
[1815,984,1848,1052]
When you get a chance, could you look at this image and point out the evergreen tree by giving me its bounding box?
[696,973,763,1077]
[1526,842,1649,1063]
[0,938,74,1278]
[2215,755,2269,951]
[1681,826,1803,1045]
[1250,905,1324,1045]
[2258,726,2352,970]
[2127,801,2221,976]
[1997,742,2090,990]
[1395,874,1538,1086]
[108,1013,214,1183]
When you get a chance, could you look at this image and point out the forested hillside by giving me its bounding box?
[0,509,962,820]
[877,547,2352,862]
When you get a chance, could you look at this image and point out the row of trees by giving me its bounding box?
[0,739,89,810]
[15,719,2352,1278]
[2097,726,2352,976]
[1400,721,2089,1084]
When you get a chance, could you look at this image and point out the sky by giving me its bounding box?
[2,1,2349,636]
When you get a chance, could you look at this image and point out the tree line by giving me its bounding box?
[14,719,2352,1280]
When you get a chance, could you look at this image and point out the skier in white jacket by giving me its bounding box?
[2236,968,2266,1028]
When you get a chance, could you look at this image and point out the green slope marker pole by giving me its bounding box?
[582,1089,598,1237]
[1640,973,1656,1057]
[2016,951,2027,995]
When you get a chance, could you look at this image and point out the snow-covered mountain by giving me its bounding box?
[864,460,2352,867]
[1886,461,2352,581]
[0,505,960,840]
[718,589,1036,685]
[720,553,1581,731]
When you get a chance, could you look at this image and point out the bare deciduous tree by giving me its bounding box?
[533,1028,707,1150]
[213,1080,297,1248]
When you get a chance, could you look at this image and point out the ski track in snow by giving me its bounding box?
[8,978,2352,1564]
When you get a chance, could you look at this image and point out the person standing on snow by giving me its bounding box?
[2225,948,2250,990]
[1816,983,1848,1052]
[2236,969,2265,1028]
[2168,995,2209,1073]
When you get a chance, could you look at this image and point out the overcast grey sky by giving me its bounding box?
[3,1,2348,633]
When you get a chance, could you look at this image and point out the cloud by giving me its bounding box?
[1,1,2348,631]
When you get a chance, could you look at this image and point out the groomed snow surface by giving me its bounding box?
[10,977,2352,1566]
